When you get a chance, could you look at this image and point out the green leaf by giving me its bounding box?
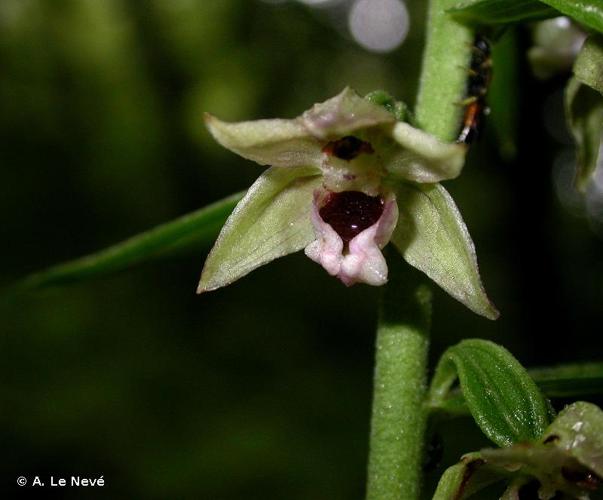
[541,0,603,34]
[17,191,244,290]
[574,34,603,94]
[565,77,603,191]
[428,362,603,417]
[390,183,499,320]
[449,0,558,25]
[449,0,603,33]
[198,166,321,293]
[543,401,603,476]
[530,362,603,397]
[429,339,550,447]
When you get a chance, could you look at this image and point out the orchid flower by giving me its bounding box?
[198,88,498,319]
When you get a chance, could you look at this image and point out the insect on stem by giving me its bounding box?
[457,35,492,145]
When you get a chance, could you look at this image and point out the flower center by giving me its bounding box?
[319,191,384,243]
[322,136,374,160]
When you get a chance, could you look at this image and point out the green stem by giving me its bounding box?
[415,0,474,141]
[366,3,475,498]
[366,259,432,500]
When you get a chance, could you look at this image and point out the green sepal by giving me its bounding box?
[205,113,323,168]
[428,339,550,447]
[390,183,498,320]
[198,166,321,293]
[565,77,603,191]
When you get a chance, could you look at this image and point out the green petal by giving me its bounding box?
[385,122,467,183]
[301,87,395,140]
[198,166,321,292]
[205,113,323,168]
[391,183,499,320]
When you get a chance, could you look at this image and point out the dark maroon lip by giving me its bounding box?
[319,191,384,243]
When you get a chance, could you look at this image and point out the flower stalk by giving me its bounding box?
[415,0,474,142]
[367,1,476,498]
[366,256,431,500]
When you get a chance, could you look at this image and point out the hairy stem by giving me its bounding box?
[366,2,475,498]
[415,0,474,142]
[366,259,432,500]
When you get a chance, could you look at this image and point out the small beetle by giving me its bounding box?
[458,35,492,144]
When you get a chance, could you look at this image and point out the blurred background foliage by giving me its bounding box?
[0,0,601,498]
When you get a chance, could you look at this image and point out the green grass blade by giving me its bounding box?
[541,0,603,34]
[530,362,603,397]
[17,191,244,290]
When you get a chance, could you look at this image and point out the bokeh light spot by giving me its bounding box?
[348,0,409,53]
[298,0,339,6]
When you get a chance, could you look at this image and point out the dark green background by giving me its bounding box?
[1,1,601,498]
